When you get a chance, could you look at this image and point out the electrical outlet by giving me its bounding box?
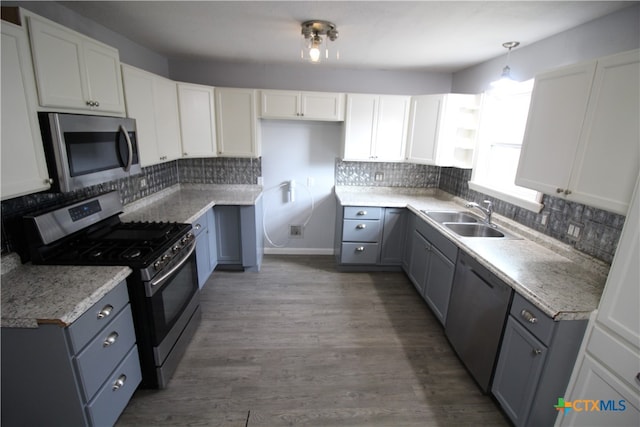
[289,225,303,238]
[567,222,582,239]
[374,172,384,182]
[140,178,147,188]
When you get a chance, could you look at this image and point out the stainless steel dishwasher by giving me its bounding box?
[445,251,513,392]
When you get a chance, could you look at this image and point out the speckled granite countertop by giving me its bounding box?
[121,184,263,223]
[1,260,131,328]
[335,186,609,321]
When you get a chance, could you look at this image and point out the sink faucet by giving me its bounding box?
[466,200,494,226]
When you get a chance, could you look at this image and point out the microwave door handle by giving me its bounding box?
[119,124,133,172]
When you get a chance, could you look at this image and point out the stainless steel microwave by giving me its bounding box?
[38,112,141,193]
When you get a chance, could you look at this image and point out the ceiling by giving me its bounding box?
[60,1,634,72]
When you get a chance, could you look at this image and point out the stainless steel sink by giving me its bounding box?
[423,210,480,223]
[444,223,520,239]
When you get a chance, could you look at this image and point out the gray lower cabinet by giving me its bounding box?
[336,206,407,268]
[193,209,215,288]
[214,198,264,272]
[405,213,458,325]
[1,280,141,426]
[492,293,587,427]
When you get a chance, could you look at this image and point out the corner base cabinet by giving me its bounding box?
[1,280,141,426]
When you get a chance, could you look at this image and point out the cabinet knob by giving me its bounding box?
[44,178,54,185]
[112,374,127,391]
[520,309,538,324]
[356,224,367,229]
[95,101,100,107]
[103,331,119,347]
[564,189,572,195]
[194,223,202,230]
[86,100,94,107]
[556,188,564,194]
[533,348,543,356]
[97,304,114,319]
[356,210,367,216]
[355,246,365,252]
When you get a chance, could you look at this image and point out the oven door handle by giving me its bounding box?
[150,241,196,289]
[119,124,133,172]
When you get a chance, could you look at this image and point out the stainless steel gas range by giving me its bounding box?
[24,191,201,389]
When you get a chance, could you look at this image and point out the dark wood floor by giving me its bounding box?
[116,255,509,426]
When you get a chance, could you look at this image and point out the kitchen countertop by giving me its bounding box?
[1,184,262,329]
[121,184,263,223]
[335,186,609,321]
[1,260,131,328]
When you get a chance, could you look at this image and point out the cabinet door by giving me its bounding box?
[568,50,640,215]
[27,16,87,109]
[214,206,242,264]
[153,78,182,162]
[515,62,596,195]
[492,317,547,426]
[195,227,210,289]
[423,245,455,325]
[1,23,51,200]
[301,92,344,120]
[343,94,377,160]
[83,40,125,114]
[178,83,217,157]
[122,65,159,166]
[260,90,300,118]
[215,88,260,157]
[207,209,218,271]
[406,95,441,165]
[380,208,407,265]
[560,354,640,427]
[374,95,410,161]
[407,230,429,295]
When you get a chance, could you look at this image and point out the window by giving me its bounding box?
[469,79,543,212]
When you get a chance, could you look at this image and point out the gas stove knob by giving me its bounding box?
[162,254,171,262]
[154,260,163,270]
[172,244,181,253]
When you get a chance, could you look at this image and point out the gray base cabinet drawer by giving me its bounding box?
[342,219,382,242]
[86,346,142,427]
[510,293,555,346]
[76,305,137,400]
[341,243,379,264]
[68,281,130,353]
[344,207,382,220]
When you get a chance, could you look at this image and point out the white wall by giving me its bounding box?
[8,1,170,76]
[452,3,640,93]
[261,120,341,254]
[169,60,452,95]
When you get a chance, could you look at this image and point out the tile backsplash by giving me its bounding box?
[336,160,440,187]
[178,157,261,185]
[439,167,624,263]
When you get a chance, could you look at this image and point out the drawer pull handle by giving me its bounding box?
[520,309,538,324]
[112,374,127,391]
[97,304,114,319]
[357,210,367,216]
[356,224,367,229]
[194,223,201,230]
[103,331,119,347]
[533,348,543,356]
[355,246,365,252]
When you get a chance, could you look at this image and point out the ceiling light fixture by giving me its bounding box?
[490,41,520,89]
[301,20,339,64]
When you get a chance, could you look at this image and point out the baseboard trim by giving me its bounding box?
[264,247,335,255]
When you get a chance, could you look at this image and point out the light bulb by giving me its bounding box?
[309,47,320,62]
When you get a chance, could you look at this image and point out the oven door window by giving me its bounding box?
[149,252,198,345]
[64,131,139,177]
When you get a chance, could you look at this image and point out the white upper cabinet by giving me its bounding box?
[215,87,261,158]
[26,14,125,115]
[121,64,181,167]
[406,94,481,168]
[260,90,344,121]
[178,83,217,158]
[343,93,410,162]
[516,49,639,215]
[1,21,51,200]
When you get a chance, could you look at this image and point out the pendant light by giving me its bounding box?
[490,41,520,89]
